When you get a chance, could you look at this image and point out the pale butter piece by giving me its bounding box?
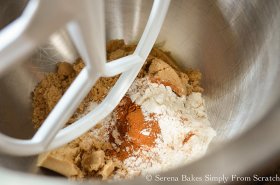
[81,150,105,172]
[148,58,186,96]
[37,146,82,177]
[99,160,117,180]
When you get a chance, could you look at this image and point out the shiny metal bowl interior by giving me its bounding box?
[1,0,280,184]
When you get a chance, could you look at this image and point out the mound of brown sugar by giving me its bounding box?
[32,60,119,128]
[33,39,203,180]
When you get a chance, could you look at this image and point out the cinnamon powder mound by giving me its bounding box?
[108,96,160,161]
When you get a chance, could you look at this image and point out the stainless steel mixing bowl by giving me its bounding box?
[1,0,280,184]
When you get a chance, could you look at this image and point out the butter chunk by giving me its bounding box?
[99,160,117,180]
[81,150,105,172]
[149,58,186,96]
[37,146,82,177]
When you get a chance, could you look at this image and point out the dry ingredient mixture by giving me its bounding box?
[33,39,216,180]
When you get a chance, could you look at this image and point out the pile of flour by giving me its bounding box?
[118,77,217,177]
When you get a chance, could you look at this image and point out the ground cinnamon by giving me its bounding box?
[183,132,195,144]
[108,96,160,161]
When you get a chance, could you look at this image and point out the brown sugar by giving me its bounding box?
[32,60,118,127]
[57,62,74,76]
[186,69,204,93]
[106,39,125,53]
[32,60,118,128]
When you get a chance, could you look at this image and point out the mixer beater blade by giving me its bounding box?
[0,0,170,155]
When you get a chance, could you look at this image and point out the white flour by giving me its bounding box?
[120,77,217,177]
